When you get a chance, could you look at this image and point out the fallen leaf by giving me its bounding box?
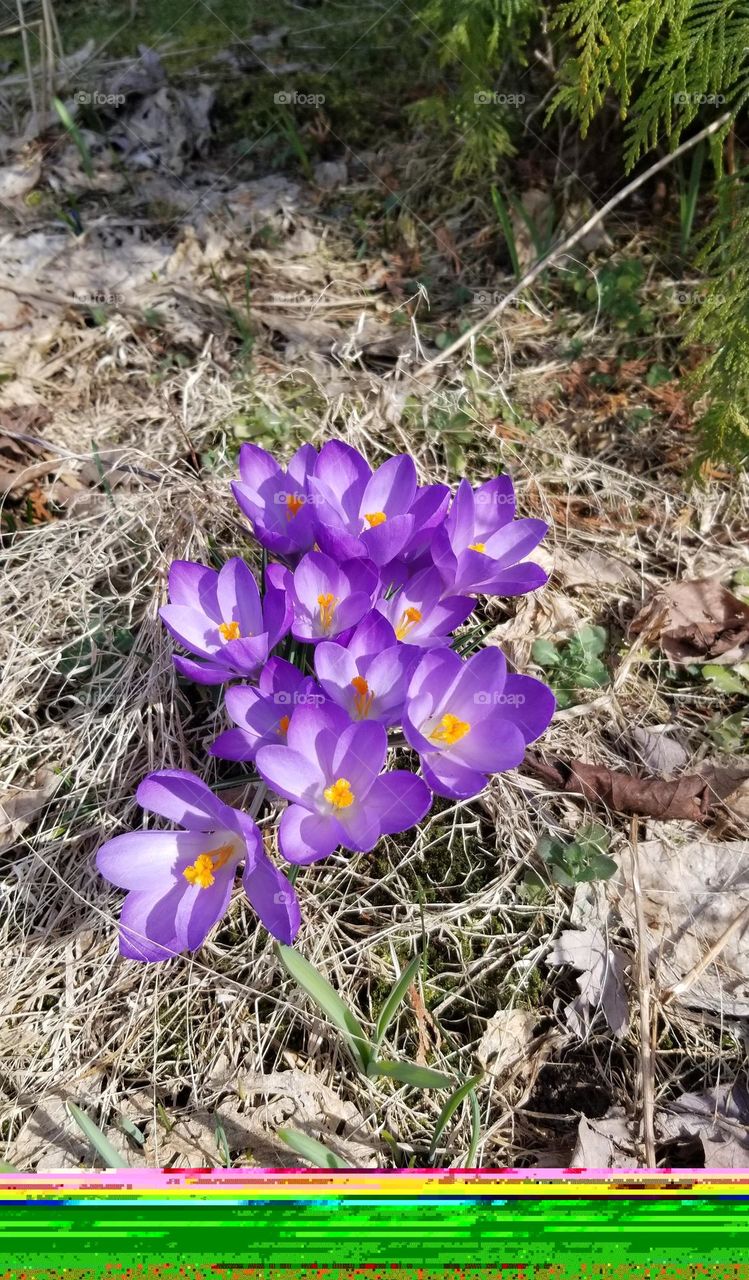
[547,926,629,1037]
[630,726,690,777]
[657,1082,749,1167]
[0,767,61,853]
[571,1110,639,1168]
[609,838,749,1017]
[629,576,749,665]
[525,755,749,824]
[556,549,640,591]
[477,1009,536,1074]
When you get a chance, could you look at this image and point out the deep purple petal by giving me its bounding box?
[255,744,325,805]
[262,564,293,648]
[314,440,371,523]
[217,558,263,637]
[471,561,549,597]
[209,727,258,761]
[403,484,450,559]
[360,514,415,566]
[447,717,526,773]
[278,804,342,864]
[446,478,475,549]
[242,851,301,943]
[473,475,516,534]
[496,674,556,743]
[174,872,235,951]
[221,633,270,675]
[365,771,432,835]
[135,770,229,830]
[172,654,232,685]
[287,442,318,487]
[238,442,280,491]
[483,518,548,567]
[314,522,366,562]
[360,454,417,518]
[419,753,489,800]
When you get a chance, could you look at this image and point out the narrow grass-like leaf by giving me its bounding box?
[428,1073,483,1162]
[67,1102,127,1168]
[0,1160,18,1172]
[53,97,94,179]
[278,1128,349,1168]
[276,944,372,1071]
[375,953,421,1047]
[214,1116,231,1167]
[369,1060,452,1089]
[491,186,521,279]
[466,1087,481,1168]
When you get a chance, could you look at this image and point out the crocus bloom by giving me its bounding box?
[314,612,418,727]
[96,770,301,961]
[432,476,548,596]
[256,702,432,863]
[376,566,474,647]
[160,558,291,685]
[403,646,555,799]
[231,442,317,557]
[288,550,378,644]
[308,441,419,567]
[210,658,327,762]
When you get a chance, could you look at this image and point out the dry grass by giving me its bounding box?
[1,75,748,1168]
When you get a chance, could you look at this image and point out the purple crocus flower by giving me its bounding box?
[210,658,327,762]
[403,646,555,799]
[96,770,301,961]
[432,476,548,596]
[314,612,418,727]
[256,702,432,863]
[231,442,317,558]
[308,441,419,567]
[160,558,291,685]
[376,566,474,647]
[288,550,379,644]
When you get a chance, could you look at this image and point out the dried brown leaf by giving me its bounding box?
[629,576,749,664]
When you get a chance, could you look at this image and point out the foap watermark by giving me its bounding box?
[673,92,726,106]
[475,487,514,506]
[473,690,526,707]
[75,291,123,306]
[273,891,296,905]
[274,90,325,107]
[74,90,126,108]
[273,690,326,707]
[472,289,505,306]
[474,91,525,107]
[272,491,324,507]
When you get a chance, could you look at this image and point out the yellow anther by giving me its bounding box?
[183,842,235,890]
[395,606,422,640]
[324,777,355,809]
[430,713,470,746]
[351,674,374,718]
[286,493,304,520]
[364,511,387,527]
[219,620,241,642]
[279,714,290,735]
[317,592,337,632]
[469,542,486,553]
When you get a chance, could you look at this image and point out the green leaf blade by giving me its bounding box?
[370,1060,452,1089]
[276,944,373,1071]
[375,953,422,1047]
[67,1102,127,1169]
[278,1128,349,1168]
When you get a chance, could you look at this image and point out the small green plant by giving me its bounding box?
[53,97,94,180]
[570,260,654,335]
[531,625,610,709]
[537,821,616,887]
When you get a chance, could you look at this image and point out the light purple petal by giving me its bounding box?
[335,801,382,852]
[286,701,350,776]
[172,655,231,685]
[346,611,397,663]
[167,561,219,616]
[97,830,203,890]
[209,727,258,761]
[473,475,516,534]
[255,745,325,806]
[238,442,280,491]
[446,478,475,549]
[420,753,489,800]
[447,717,527,773]
[119,885,184,963]
[160,604,220,657]
[278,804,342,864]
[217,559,263,637]
[332,719,388,797]
[365,771,432,835]
[221,633,270,675]
[496,674,556,743]
[359,454,417,518]
[483,518,548,566]
[135,769,229,830]
[314,522,366,562]
[242,851,301,943]
[174,871,235,951]
[360,513,415,566]
[471,562,548,597]
[287,442,318,487]
[314,440,371,524]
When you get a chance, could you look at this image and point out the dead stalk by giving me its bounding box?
[630,816,656,1167]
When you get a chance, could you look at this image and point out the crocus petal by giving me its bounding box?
[448,645,508,720]
[242,851,301,943]
[360,454,417,518]
[314,522,367,563]
[159,604,220,657]
[315,641,358,714]
[135,769,230,830]
[167,561,220,616]
[360,513,415,566]
[419,753,489,800]
[495,674,556,743]
[446,478,475,550]
[97,830,205,890]
[238,442,280,492]
[286,701,350,776]
[334,801,382,853]
[221,634,270,675]
[278,805,342,864]
[255,745,325,806]
[447,717,527,773]
[209,727,258,761]
[346,611,398,663]
[365,771,432,835]
[332,719,388,797]
[483,518,549,567]
[314,440,371,524]
[402,484,450,559]
[217,558,263,637]
[263,565,293,648]
[174,872,235,952]
[287,441,318,487]
[473,475,516,534]
[118,885,184,963]
[471,562,548,597]
[172,655,232,685]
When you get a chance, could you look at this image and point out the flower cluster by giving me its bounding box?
[97,441,555,962]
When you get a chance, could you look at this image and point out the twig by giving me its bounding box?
[661,901,749,1006]
[412,113,732,379]
[630,816,656,1167]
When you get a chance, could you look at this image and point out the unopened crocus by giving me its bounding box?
[256,702,432,863]
[288,550,378,644]
[160,558,291,684]
[376,566,474,647]
[96,770,301,961]
[432,476,548,596]
[403,646,555,799]
[308,441,419,566]
[210,658,327,762]
[314,612,418,727]
[231,442,317,558]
